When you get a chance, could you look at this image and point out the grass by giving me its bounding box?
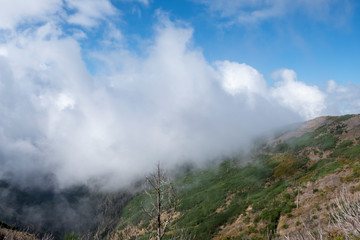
[287,131,338,153]
[251,181,297,232]
[296,159,343,183]
[117,115,360,239]
[334,114,354,122]
[338,140,354,148]
[63,232,82,240]
[316,134,338,151]
[118,154,302,239]
[117,151,347,239]
[332,145,360,159]
[288,132,316,152]
[174,158,274,239]
[118,155,282,239]
[273,120,356,155]
[272,155,308,179]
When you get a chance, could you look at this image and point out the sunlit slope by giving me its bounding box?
[111,114,360,239]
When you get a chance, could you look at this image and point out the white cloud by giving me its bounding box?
[56,93,76,110]
[215,63,331,119]
[0,47,8,57]
[193,0,352,25]
[0,0,118,31]
[270,69,326,119]
[325,80,360,115]
[327,79,347,93]
[0,15,302,189]
[120,0,150,6]
[0,0,63,29]
[65,0,118,27]
[216,60,267,106]
[71,29,87,40]
[0,8,359,191]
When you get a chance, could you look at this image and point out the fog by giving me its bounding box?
[0,2,359,238]
[0,10,358,191]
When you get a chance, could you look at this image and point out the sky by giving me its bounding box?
[0,0,359,189]
[113,0,360,86]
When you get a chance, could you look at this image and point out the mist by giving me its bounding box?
[0,9,359,192]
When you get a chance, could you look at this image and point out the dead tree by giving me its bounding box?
[330,187,360,236]
[142,162,178,240]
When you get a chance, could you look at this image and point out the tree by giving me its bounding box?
[330,187,360,236]
[142,162,178,240]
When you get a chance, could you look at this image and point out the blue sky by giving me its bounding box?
[54,0,360,87]
[0,0,360,187]
[96,0,360,86]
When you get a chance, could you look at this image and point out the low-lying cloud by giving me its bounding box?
[0,4,358,190]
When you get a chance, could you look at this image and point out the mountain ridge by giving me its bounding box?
[1,114,360,239]
[111,114,360,239]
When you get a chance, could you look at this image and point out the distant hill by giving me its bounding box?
[109,114,360,239]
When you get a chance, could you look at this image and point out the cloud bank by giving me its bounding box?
[0,1,359,190]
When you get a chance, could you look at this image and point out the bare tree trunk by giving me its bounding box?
[142,161,178,240]
[296,186,300,209]
[157,162,162,240]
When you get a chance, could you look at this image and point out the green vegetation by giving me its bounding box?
[167,157,274,239]
[2,115,360,240]
[118,153,308,239]
[116,114,360,240]
[332,145,360,159]
[0,221,12,230]
[272,155,308,179]
[63,232,81,240]
[273,116,359,156]
[118,154,348,238]
[338,140,354,148]
[296,158,342,183]
[287,131,338,153]
[317,134,338,151]
[119,194,148,228]
[334,114,354,122]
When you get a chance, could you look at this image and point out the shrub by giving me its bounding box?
[316,134,338,151]
[273,155,308,179]
[335,114,354,122]
[338,140,354,148]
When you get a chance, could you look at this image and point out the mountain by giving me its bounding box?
[109,114,360,239]
[1,114,360,239]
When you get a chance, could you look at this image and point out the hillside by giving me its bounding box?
[109,114,360,239]
[0,220,38,240]
[1,114,360,240]
[0,181,134,239]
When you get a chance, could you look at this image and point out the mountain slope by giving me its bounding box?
[0,220,38,240]
[0,181,135,239]
[111,114,360,239]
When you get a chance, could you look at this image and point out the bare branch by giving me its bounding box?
[141,161,179,240]
[329,187,360,236]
